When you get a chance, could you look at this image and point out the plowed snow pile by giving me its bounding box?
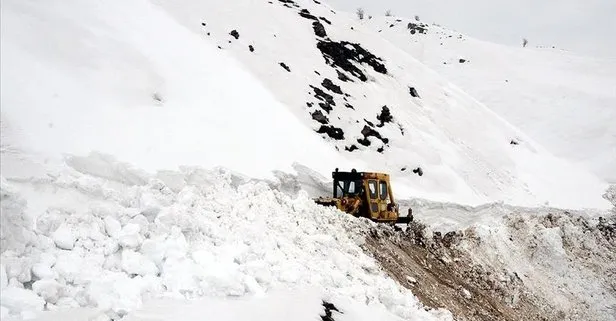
[363,197,616,321]
[0,154,451,321]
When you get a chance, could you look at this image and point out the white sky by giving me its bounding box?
[326,0,616,58]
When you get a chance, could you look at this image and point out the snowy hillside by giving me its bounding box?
[1,0,615,320]
[2,0,609,209]
[356,15,616,183]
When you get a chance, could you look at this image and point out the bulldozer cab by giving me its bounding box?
[323,168,410,224]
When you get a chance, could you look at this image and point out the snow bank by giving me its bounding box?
[0,155,451,321]
[404,198,616,320]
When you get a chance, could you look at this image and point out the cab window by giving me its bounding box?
[379,181,388,200]
[368,180,378,199]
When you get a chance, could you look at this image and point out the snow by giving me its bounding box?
[1,0,614,320]
[0,159,451,320]
[1,0,610,210]
[362,15,616,183]
[50,224,75,250]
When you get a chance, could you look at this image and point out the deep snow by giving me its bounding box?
[1,0,614,320]
[0,155,452,321]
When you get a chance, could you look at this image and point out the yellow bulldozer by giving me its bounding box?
[314,168,412,225]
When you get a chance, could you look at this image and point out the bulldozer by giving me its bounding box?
[313,168,412,225]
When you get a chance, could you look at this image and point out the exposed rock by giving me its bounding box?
[321,301,342,321]
[249,45,254,52]
[412,167,424,176]
[299,8,318,20]
[317,125,344,140]
[361,125,388,144]
[321,78,342,94]
[229,29,240,39]
[376,106,393,127]
[344,103,354,110]
[313,21,327,37]
[310,85,336,112]
[279,62,291,72]
[336,70,352,82]
[409,86,420,98]
[317,40,387,82]
[318,102,332,113]
[364,119,375,127]
[345,145,359,152]
[407,22,428,34]
[357,137,371,146]
[319,16,331,25]
[459,58,467,63]
[510,139,519,145]
[311,110,329,124]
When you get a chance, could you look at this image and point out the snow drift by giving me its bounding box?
[0,154,451,320]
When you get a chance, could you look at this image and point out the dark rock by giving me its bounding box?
[306,102,314,107]
[321,301,342,321]
[313,0,321,3]
[314,70,321,75]
[409,87,420,98]
[377,146,384,153]
[318,102,333,113]
[311,110,329,124]
[401,167,407,171]
[412,167,424,176]
[299,9,318,21]
[217,46,222,49]
[510,139,519,145]
[310,85,336,110]
[361,125,388,144]
[398,123,405,135]
[344,103,354,110]
[350,27,354,30]
[249,45,254,52]
[459,58,466,63]
[319,16,331,24]
[313,21,327,37]
[407,22,428,34]
[389,24,395,28]
[357,137,371,146]
[316,40,387,82]
[321,78,342,94]
[207,32,210,36]
[230,30,240,39]
[376,106,393,127]
[317,125,344,140]
[345,145,358,152]
[336,70,352,82]
[201,22,206,26]
[279,62,291,72]
[364,119,375,127]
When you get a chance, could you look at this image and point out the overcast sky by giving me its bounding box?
[326,0,616,58]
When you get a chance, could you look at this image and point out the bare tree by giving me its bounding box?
[356,7,365,20]
[522,38,528,47]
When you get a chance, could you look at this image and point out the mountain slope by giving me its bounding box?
[358,15,616,183]
[155,0,609,208]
